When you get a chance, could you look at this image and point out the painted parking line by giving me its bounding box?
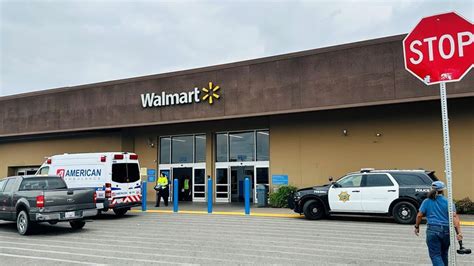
[131,209,474,224]
[131,209,302,218]
[0,253,103,265]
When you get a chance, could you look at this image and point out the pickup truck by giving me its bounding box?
[0,175,98,235]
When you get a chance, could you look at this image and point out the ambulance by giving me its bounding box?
[36,152,142,216]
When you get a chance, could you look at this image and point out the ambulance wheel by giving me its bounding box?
[303,200,325,220]
[70,220,86,230]
[113,209,128,217]
[393,201,417,224]
[17,210,34,235]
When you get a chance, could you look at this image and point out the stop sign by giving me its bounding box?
[403,12,473,85]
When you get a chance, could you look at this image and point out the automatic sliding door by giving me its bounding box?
[255,167,269,204]
[216,168,229,202]
[193,168,206,202]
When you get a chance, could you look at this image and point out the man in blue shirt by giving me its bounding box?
[414,181,463,266]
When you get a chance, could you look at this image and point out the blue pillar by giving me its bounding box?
[141,181,147,211]
[173,178,178,213]
[244,177,250,215]
[207,176,213,213]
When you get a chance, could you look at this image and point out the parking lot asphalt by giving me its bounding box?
[0,212,473,265]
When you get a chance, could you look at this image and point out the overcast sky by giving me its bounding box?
[0,0,472,96]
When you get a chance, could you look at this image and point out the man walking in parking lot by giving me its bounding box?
[414,181,463,266]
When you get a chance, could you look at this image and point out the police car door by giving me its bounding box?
[361,173,399,213]
[328,174,363,212]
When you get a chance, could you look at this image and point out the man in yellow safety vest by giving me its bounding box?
[155,174,169,207]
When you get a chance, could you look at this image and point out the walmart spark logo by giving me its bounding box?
[202,82,220,105]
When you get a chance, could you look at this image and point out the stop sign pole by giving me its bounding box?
[404,12,473,265]
[439,80,457,265]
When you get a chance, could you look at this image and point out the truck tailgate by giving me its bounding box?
[43,188,96,212]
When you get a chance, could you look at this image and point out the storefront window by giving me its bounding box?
[171,136,193,163]
[256,130,269,161]
[216,133,228,162]
[160,137,171,164]
[229,132,254,162]
[195,135,206,163]
[216,130,269,162]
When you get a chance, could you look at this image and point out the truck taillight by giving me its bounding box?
[36,195,45,208]
[100,156,106,162]
[114,154,124,160]
[105,183,112,198]
[93,192,97,203]
[129,154,138,160]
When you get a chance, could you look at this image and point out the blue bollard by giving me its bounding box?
[141,181,147,211]
[244,177,250,215]
[207,177,213,213]
[173,178,178,213]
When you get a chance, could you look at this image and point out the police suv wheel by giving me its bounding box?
[393,201,417,224]
[303,200,325,220]
[17,210,33,235]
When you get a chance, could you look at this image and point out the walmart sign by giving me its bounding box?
[141,82,220,108]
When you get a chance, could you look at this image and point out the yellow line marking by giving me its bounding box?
[131,209,302,218]
[461,221,474,226]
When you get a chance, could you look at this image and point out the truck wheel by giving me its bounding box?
[303,200,325,220]
[48,221,58,225]
[113,209,128,217]
[393,201,417,224]
[70,220,86,230]
[17,210,33,235]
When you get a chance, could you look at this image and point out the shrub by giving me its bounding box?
[269,185,298,208]
[455,197,474,214]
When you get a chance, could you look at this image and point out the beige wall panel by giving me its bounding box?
[133,134,159,202]
[0,134,122,178]
[270,100,473,199]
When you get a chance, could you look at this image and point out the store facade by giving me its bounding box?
[1,34,473,202]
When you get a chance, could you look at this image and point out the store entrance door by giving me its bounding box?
[230,166,254,203]
[172,167,192,202]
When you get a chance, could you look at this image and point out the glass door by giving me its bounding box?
[215,167,230,202]
[193,167,206,202]
[255,166,269,204]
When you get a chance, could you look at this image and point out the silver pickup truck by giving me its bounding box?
[0,175,98,235]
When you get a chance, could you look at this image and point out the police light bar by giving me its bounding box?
[100,156,106,162]
[114,154,124,160]
[46,158,52,164]
[129,154,138,160]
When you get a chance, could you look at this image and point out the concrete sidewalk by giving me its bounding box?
[134,201,474,225]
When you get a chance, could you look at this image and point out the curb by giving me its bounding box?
[131,210,474,225]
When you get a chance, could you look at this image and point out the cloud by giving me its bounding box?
[1,0,472,96]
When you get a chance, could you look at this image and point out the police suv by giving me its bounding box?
[289,169,438,224]
[36,152,142,216]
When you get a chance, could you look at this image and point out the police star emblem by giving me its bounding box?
[338,191,350,202]
[202,82,220,105]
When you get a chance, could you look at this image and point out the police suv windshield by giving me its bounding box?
[112,163,140,183]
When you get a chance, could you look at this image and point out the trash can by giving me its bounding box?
[256,184,268,207]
